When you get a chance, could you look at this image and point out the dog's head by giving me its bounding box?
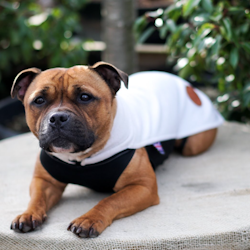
[11,62,128,155]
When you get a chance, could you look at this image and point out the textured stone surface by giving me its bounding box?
[1,122,250,249]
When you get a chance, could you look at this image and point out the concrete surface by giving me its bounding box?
[1,122,250,250]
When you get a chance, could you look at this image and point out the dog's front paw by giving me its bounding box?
[67,213,108,238]
[10,211,47,233]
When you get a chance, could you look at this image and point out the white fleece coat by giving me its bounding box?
[53,71,224,166]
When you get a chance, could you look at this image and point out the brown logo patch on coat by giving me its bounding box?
[186,86,202,106]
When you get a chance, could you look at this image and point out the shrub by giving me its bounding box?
[134,0,250,122]
[0,0,88,99]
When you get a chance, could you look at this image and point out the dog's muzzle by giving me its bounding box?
[38,110,95,153]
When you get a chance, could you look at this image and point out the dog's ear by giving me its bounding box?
[89,62,128,95]
[11,68,41,102]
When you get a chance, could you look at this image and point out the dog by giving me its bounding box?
[10,62,223,238]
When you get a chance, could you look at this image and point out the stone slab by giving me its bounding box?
[1,122,250,249]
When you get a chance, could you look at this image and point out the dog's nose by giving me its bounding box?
[49,112,69,128]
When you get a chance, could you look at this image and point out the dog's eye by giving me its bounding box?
[80,93,92,102]
[34,97,45,105]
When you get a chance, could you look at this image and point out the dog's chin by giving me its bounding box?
[50,145,75,154]
[39,132,96,154]
[41,138,94,154]
[41,137,75,154]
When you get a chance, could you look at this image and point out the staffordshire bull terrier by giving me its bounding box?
[10,62,223,238]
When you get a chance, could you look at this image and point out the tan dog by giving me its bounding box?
[10,62,219,238]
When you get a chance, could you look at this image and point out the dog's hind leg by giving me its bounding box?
[175,128,218,156]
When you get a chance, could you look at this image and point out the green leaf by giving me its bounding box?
[239,23,249,34]
[228,7,245,14]
[218,78,225,92]
[211,34,222,57]
[159,25,168,39]
[196,38,205,52]
[197,23,215,37]
[192,13,210,25]
[242,91,250,107]
[210,12,222,22]
[183,0,201,17]
[229,47,238,68]
[138,26,155,44]
[201,0,213,13]
[134,16,148,40]
[166,19,176,33]
[134,16,147,33]
[10,30,20,45]
[193,34,202,48]
[167,26,182,47]
[165,3,182,21]
[210,2,224,22]
[241,42,250,54]
[221,18,232,41]
[243,82,250,92]
[52,7,62,18]
[179,64,192,79]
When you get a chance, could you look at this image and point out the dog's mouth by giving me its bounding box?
[38,111,96,154]
[49,137,75,153]
[39,132,95,154]
[39,135,74,153]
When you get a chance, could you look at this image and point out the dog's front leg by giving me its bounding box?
[11,154,67,233]
[68,148,159,238]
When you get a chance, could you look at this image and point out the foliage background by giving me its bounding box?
[2,0,250,122]
[0,0,88,99]
[134,0,250,122]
